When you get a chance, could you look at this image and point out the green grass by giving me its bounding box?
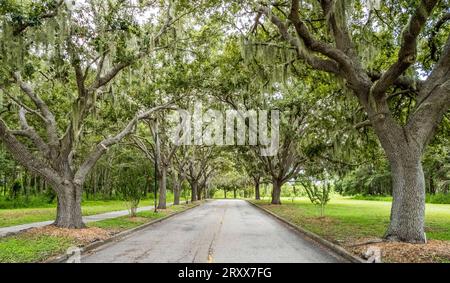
[0,199,155,228]
[0,234,74,263]
[252,197,450,242]
[350,193,450,204]
[89,202,196,230]
[0,202,197,263]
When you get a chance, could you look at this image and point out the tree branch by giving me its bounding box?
[258,6,340,74]
[371,0,438,98]
[0,118,62,188]
[73,103,173,185]
[13,72,59,156]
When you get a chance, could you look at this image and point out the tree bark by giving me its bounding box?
[54,182,85,228]
[197,185,202,201]
[370,113,427,243]
[157,165,167,209]
[191,181,198,202]
[255,180,261,200]
[384,151,426,243]
[173,178,181,205]
[271,180,282,205]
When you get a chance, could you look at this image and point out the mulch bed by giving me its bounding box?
[347,238,450,263]
[27,225,113,245]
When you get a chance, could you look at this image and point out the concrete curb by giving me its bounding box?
[246,200,366,263]
[47,202,202,263]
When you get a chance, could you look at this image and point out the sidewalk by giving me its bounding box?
[0,205,157,238]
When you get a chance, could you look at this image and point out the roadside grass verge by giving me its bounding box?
[0,199,156,228]
[89,202,195,231]
[0,233,75,263]
[0,202,198,263]
[350,193,450,204]
[251,198,450,263]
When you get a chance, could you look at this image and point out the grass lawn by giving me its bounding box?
[253,197,450,241]
[0,202,198,263]
[0,233,75,263]
[252,197,450,262]
[0,199,155,228]
[88,202,195,230]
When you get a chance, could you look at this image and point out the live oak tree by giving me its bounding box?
[132,116,179,209]
[185,147,214,201]
[0,1,180,228]
[251,0,450,243]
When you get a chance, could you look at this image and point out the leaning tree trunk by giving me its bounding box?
[158,166,167,209]
[54,182,85,228]
[271,180,282,205]
[255,181,261,200]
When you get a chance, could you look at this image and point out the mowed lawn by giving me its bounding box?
[253,197,450,242]
[0,202,197,263]
[0,199,155,228]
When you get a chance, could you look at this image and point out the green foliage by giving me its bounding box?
[113,159,148,216]
[0,195,55,209]
[334,165,392,196]
[253,197,450,242]
[302,181,331,217]
[426,193,450,205]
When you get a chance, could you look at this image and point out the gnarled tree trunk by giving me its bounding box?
[271,179,282,204]
[372,111,427,243]
[54,182,85,228]
[384,148,426,243]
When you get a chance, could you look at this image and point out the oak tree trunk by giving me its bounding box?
[158,166,167,209]
[197,185,202,200]
[372,115,427,243]
[384,153,426,243]
[173,180,181,205]
[54,182,85,228]
[271,180,282,205]
[255,181,261,200]
[191,181,198,202]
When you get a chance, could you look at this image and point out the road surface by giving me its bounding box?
[82,199,344,263]
[0,205,158,238]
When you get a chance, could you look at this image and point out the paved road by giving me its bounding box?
[0,205,156,238]
[83,199,344,263]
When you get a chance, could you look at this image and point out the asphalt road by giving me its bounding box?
[82,199,345,263]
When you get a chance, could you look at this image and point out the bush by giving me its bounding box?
[426,193,450,204]
[114,168,147,217]
[0,195,56,209]
[351,193,450,204]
